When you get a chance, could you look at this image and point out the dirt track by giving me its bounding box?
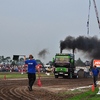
[0,75,99,100]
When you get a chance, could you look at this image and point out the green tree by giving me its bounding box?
[5,56,11,64]
[35,59,44,67]
[76,58,85,66]
[10,60,12,64]
[11,61,16,65]
[0,56,11,64]
[0,56,4,62]
[46,61,53,67]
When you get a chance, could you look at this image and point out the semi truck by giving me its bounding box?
[53,53,78,79]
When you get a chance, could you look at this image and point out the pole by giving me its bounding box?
[93,0,100,31]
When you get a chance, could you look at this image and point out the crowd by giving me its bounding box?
[0,64,28,72]
[0,63,53,73]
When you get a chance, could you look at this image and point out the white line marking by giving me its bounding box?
[68,85,93,91]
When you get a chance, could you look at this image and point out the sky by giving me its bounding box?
[0,0,100,64]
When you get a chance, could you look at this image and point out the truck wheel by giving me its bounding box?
[63,76,66,78]
[73,75,78,79]
[55,75,58,78]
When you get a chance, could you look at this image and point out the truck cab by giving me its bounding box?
[53,53,78,78]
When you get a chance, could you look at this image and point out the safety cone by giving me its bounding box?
[4,75,6,79]
[92,83,95,91]
[37,74,41,87]
[37,78,41,87]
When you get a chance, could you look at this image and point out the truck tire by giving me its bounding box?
[63,76,66,78]
[73,75,78,79]
[55,75,58,78]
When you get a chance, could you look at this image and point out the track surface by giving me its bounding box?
[0,76,99,100]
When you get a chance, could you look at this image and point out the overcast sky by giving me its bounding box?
[0,0,100,64]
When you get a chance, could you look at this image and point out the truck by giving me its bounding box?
[53,53,78,79]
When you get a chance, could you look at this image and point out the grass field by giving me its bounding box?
[0,73,54,78]
[66,87,100,100]
[56,87,100,100]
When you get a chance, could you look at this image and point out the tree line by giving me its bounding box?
[0,56,45,67]
[0,56,88,67]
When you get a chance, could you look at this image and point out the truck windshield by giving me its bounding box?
[55,56,70,63]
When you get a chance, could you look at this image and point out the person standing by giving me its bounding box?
[91,65,100,87]
[24,54,40,91]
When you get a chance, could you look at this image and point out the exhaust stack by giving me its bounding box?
[60,48,62,53]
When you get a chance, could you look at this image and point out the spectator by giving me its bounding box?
[91,65,100,87]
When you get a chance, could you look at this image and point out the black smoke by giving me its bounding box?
[60,35,100,59]
[38,48,49,59]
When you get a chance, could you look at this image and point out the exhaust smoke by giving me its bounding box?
[38,48,49,59]
[60,35,100,59]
